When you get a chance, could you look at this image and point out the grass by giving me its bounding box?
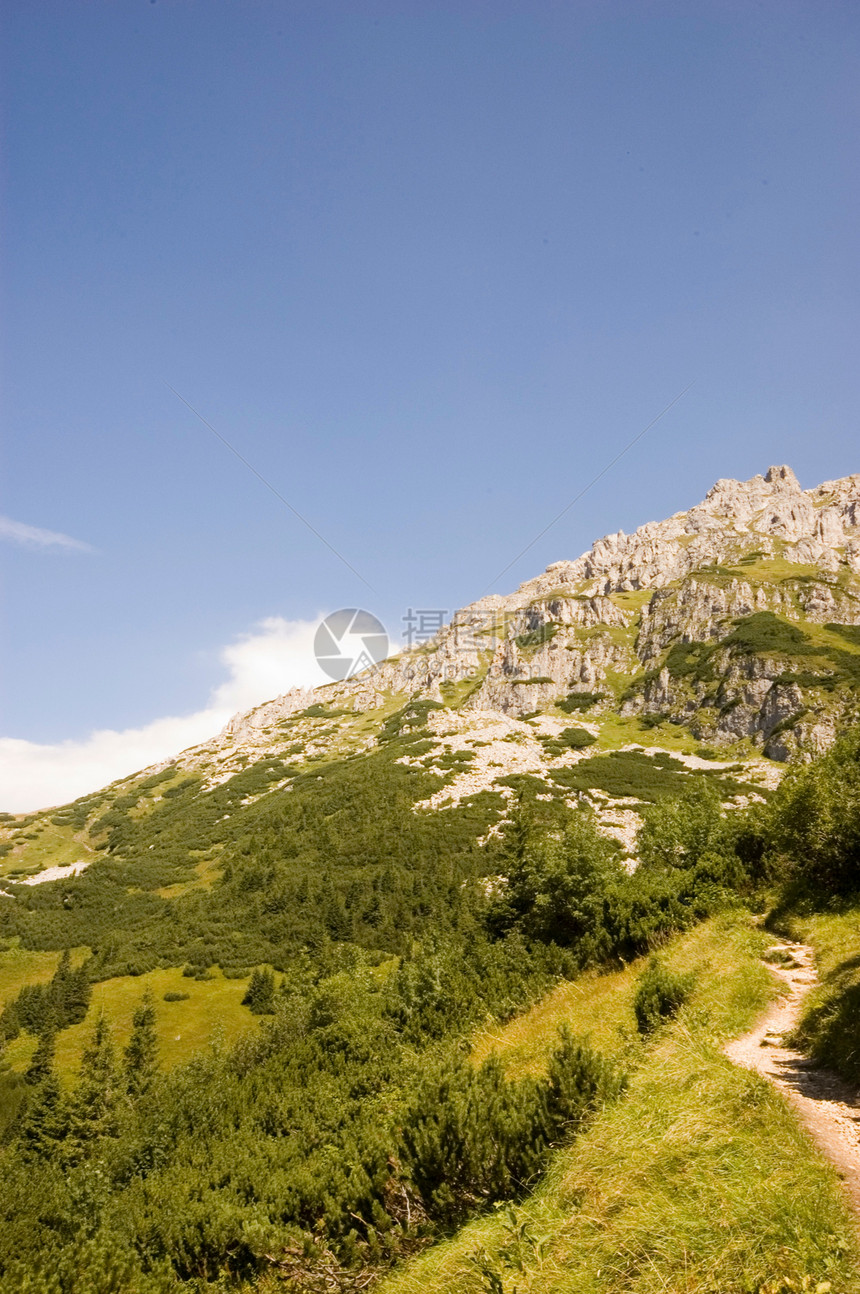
[378,912,860,1294]
[594,713,706,756]
[0,821,87,879]
[470,917,769,1080]
[2,964,255,1082]
[777,901,860,1086]
[609,588,654,612]
[156,849,224,898]
[727,556,829,584]
[469,960,642,1080]
[0,941,80,1002]
[440,675,488,710]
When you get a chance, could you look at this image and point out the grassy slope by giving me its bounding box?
[0,942,68,1000]
[779,903,860,1087]
[2,963,255,1081]
[0,821,88,879]
[379,912,860,1294]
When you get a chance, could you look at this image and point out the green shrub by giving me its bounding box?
[489,811,622,958]
[633,958,694,1034]
[765,727,860,891]
[400,1030,622,1226]
[551,750,692,803]
[557,691,603,713]
[515,625,557,651]
[723,612,815,657]
[665,640,718,682]
[541,727,597,756]
[242,967,276,1014]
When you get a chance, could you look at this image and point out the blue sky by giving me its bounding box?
[1,0,858,808]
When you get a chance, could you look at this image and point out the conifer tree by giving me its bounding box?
[64,961,92,1027]
[18,1025,67,1161]
[242,967,276,1014]
[51,949,73,1020]
[123,992,158,1099]
[24,1018,58,1086]
[67,1013,121,1158]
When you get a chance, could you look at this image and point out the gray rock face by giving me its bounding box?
[179,465,860,773]
[521,466,860,599]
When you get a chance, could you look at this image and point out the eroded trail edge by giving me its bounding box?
[725,939,860,1213]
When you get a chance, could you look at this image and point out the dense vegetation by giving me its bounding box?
[379,916,858,1294]
[3,702,860,1291]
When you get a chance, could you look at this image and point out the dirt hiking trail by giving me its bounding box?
[725,939,860,1214]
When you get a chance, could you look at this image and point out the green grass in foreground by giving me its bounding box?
[379,912,860,1294]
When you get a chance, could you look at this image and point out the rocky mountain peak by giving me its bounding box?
[516,465,860,603]
[174,464,860,781]
[765,464,801,489]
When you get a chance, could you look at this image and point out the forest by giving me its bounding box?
[1,707,859,1293]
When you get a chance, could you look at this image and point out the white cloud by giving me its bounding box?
[0,614,345,814]
[0,515,95,552]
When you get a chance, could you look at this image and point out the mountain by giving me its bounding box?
[4,464,860,880]
[3,465,860,1293]
[191,462,860,775]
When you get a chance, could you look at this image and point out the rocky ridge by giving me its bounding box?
[179,466,860,781]
[4,466,860,880]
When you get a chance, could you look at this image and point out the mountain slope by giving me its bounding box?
[4,466,860,1292]
[3,465,860,888]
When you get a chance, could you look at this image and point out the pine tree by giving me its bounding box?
[242,967,276,1014]
[50,949,73,1024]
[65,963,92,1027]
[18,1026,67,1161]
[17,1070,65,1162]
[123,992,158,1099]
[67,1013,121,1159]
[24,1019,57,1086]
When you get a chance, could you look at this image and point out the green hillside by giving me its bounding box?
[4,532,860,1291]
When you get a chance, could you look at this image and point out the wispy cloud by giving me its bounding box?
[0,515,95,552]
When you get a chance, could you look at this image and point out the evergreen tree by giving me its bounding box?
[64,962,92,1027]
[67,1013,121,1158]
[24,1019,57,1086]
[320,874,353,942]
[17,1070,65,1162]
[493,810,621,959]
[51,949,74,1021]
[18,1026,67,1161]
[123,992,158,1099]
[242,967,276,1014]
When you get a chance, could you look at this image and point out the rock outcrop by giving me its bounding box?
[182,465,860,775]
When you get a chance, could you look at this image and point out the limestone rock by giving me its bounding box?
[175,464,860,775]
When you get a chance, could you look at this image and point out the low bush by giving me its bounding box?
[557,691,603,713]
[515,626,557,651]
[551,750,692,802]
[633,958,694,1034]
[401,1029,623,1226]
[541,727,596,756]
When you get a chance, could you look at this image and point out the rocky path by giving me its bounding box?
[725,939,860,1213]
